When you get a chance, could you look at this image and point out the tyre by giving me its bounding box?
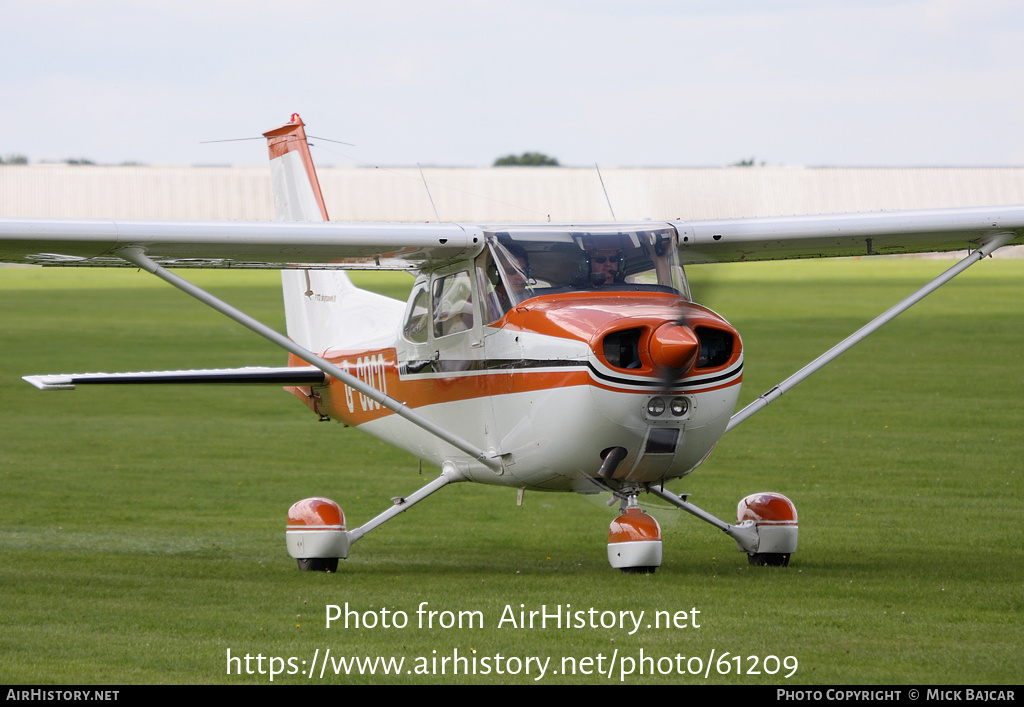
[748,553,790,567]
[297,557,339,572]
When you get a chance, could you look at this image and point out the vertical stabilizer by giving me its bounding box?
[264,114,330,223]
[264,114,403,354]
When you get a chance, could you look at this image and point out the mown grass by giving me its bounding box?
[0,261,1021,685]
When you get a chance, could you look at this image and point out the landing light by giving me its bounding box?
[670,397,689,416]
[647,397,665,416]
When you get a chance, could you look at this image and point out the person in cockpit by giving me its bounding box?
[589,249,624,284]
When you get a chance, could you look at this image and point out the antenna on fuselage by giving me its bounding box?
[595,163,616,221]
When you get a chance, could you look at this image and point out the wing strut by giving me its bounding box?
[117,247,501,471]
[726,232,1014,432]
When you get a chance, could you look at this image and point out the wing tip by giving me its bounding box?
[23,375,75,391]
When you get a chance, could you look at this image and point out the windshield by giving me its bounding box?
[486,225,689,306]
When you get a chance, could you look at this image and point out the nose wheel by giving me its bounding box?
[607,491,662,574]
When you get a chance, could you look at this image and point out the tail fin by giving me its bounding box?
[263,113,330,223]
[264,114,403,354]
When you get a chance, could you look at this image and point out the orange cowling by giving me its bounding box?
[608,507,662,543]
[648,322,699,374]
[287,497,345,530]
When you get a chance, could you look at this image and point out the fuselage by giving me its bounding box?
[287,287,743,492]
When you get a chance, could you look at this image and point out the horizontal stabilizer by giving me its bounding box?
[23,366,327,391]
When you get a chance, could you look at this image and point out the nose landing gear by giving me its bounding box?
[607,490,662,574]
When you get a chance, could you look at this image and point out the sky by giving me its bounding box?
[3,0,1023,168]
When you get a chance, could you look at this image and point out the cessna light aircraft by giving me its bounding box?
[2,114,1023,573]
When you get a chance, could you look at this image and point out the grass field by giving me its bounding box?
[1,259,1022,685]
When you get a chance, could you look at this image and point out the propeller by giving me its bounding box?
[649,319,700,393]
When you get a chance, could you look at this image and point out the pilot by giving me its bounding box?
[589,249,623,284]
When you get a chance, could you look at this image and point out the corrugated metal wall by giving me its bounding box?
[3,165,1023,222]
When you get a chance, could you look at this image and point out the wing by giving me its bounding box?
[0,217,482,270]
[675,205,1024,263]
[5,205,1024,270]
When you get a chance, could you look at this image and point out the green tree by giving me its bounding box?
[493,152,560,167]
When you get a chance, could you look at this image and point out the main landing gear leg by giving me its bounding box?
[648,486,798,566]
[286,462,466,571]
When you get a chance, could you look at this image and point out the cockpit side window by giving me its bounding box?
[489,240,536,309]
[432,270,475,338]
[478,252,506,324]
[403,281,430,343]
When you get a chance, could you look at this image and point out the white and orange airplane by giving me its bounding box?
[2,114,1023,573]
